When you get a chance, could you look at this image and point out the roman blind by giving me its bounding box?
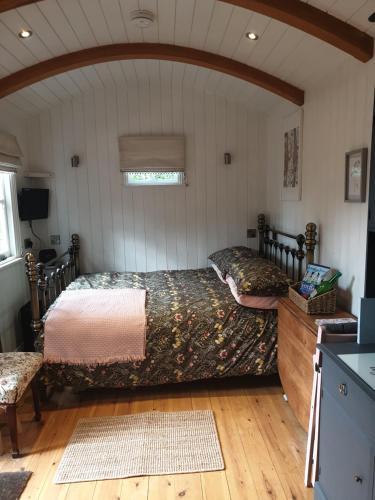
[0,131,23,172]
[119,135,185,172]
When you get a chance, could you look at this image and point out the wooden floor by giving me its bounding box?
[0,376,313,500]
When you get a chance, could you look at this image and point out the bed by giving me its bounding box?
[24,214,317,391]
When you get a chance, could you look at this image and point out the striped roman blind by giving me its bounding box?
[0,131,23,172]
[119,135,185,173]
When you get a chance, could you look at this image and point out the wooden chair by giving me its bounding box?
[0,352,43,457]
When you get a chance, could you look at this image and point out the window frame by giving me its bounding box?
[0,175,10,258]
[0,171,22,269]
[123,171,186,187]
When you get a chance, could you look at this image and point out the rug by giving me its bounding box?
[55,410,224,484]
[0,471,32,500]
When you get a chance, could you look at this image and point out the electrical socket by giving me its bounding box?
[50,234,61,245]
[24,238,33,249]
[247,228,257,238]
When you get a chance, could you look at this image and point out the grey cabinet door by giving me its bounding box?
[318,389,374,500]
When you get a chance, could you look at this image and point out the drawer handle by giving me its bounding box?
[338,383,347,396]
[353,475,363,484]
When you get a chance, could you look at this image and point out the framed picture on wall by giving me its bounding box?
[345,148,367,203]
[282,109,303,201]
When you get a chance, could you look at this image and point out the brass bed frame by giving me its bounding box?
[25,234,80,345]
[257,214,317,282]
[24,214,317,344]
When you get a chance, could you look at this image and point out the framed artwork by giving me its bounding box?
[345,148,367,203]
[282,109,303,201]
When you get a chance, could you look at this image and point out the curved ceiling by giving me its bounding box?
[228,0,373,62]
[1,0,373,61]
[0,0,373,114]
[0,43,305,105]
[2,59,289,116]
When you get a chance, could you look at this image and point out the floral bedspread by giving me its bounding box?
[36,268,277,390]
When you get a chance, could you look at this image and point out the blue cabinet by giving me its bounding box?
[314,344,375,500]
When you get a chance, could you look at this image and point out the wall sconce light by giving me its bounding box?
[71,155,80,168]
[224,153,232,165]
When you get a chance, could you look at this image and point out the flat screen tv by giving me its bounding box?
[18,188,49,221]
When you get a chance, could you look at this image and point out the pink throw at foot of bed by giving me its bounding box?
[43,288,147,365]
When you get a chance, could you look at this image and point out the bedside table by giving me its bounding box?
[277,297,354,432]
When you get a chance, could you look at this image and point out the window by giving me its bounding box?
[0,174,10,258]
[0,171,21,264]
[119,135,185,186]
[124,171,185,186]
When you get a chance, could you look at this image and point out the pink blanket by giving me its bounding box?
[44,288,147,365]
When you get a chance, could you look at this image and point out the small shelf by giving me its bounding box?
[23,171,54,179]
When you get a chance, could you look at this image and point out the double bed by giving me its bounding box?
[25,214,317,392]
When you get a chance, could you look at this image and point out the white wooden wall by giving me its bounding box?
[26,84,265,273]
[264,58,375,316]
[0,261,29,351]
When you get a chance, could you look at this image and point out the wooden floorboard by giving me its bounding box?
[0,377,313,500]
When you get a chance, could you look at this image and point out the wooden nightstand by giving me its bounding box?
[277,297,354,432]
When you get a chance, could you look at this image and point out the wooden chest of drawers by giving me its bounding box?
[277,297,354,431]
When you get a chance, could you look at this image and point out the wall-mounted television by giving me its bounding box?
[18,188,49,221]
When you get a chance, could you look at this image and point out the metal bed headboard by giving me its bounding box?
[257,213,317,282]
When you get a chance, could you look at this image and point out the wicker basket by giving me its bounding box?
[288,282,336,315]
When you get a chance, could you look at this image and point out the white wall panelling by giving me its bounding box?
[0,0,374,350]
[264,56,375,317]
[25,82,265,273]
[0,260,28,351]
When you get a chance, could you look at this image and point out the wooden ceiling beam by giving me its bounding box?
[0,0,35,11]
[223,0,373,62]
[0,0,372,62]
[0,43,305,105]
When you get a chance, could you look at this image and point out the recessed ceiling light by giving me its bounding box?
[246,32,259,41]
[130,10,155,28]
[18,29,32,39]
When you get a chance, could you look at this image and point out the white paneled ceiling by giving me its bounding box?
[0,0,373,114]
[1,59,284,116]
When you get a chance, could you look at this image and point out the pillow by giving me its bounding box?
[208,246,256,279]
[227,257,289,296]
[210,262,227,284]
[226,275,279,309]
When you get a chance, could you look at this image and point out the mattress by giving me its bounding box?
[36,268,278,390]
